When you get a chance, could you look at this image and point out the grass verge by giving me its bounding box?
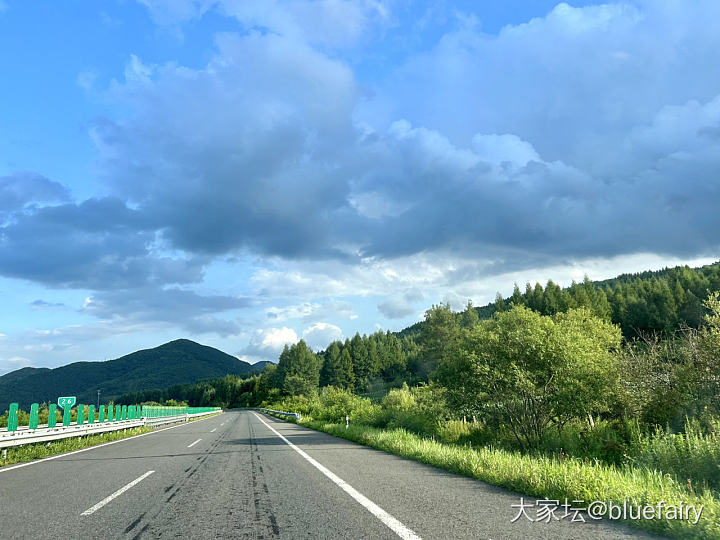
[0,426,153,468]
[293,418,720,540]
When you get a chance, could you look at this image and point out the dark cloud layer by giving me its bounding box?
[86,4,720,268]
[83,287,251,336]
[3,1,720,340]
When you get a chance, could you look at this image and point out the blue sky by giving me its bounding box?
[1,0,719,374]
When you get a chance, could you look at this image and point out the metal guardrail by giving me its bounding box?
[1,407,221,449]
[0,420,146,448]
[258,408,302,420]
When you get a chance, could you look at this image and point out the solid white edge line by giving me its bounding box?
[187,438,202,448]
[252,412,422,540]
[0,412,223,474]
[81,470,155,516]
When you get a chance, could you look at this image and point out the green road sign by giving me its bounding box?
[57,396,76,409]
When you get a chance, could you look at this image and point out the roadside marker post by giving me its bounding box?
[48,404,57,428]
[62,407,71,426]
[99,405,105,423]
[7,403,19,432]
[88,405,95,424]
[29,404,39,430]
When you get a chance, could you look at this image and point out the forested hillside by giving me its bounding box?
[0,339,267,410]
[119,260,720,428]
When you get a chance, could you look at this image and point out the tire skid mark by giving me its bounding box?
[123,417,232,538]
[130,523,149,540]
[249,420,281,538]
[124,513,145,534]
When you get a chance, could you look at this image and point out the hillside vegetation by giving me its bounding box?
[0,339,267,410]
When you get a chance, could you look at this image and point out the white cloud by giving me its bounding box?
[0,356,33,376]
[238,326,299,362]
[302,322,343,351]
[136,0,217,25]
[266,300,355,322]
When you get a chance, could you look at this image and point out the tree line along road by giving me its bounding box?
[0,410,658,539]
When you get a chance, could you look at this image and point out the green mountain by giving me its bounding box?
[0,339,268,411]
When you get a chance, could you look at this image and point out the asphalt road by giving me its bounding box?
[0,410,659,539]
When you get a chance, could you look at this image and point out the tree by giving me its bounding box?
[417,303,460,381]
[438,306,622,449]
[320,341,354,389]
[276,340,321,396]
[350,333,372,390]
[509,284,524,306]
[493,292,507,313]
[460,300,480,328]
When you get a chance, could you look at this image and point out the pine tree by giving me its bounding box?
[460,300,480,328]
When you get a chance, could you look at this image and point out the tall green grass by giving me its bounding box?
[632,420,720,493]
[0,426,152,467]
[300,420,719,539]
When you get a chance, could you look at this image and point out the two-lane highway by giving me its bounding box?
[0,411,657,539]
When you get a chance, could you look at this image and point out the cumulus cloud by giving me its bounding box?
[239,326,299,361]
[0,172,70,217]
[0,195,211,289]
[94,32,359,260]
[302,322,343,351]
[377,298,414,319]
[378,289,425,319]
[91,1,720,274]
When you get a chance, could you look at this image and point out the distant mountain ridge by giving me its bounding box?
[0,339,269,410]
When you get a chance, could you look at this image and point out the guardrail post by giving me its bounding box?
[48,404,57,428]
[29,403,39,429]
[99,405,105,423]
[88,405,95,424]
[62,406,71,426]
[77,404,85,425]
[7,403,19,432]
